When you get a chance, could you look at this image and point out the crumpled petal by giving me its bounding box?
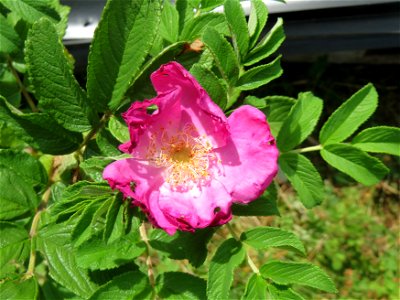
[215,105,279,204]
[119,89,182,156]
[151,62,228,148]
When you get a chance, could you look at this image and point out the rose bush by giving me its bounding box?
[104,62,279,234]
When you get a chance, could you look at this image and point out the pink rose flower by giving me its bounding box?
[103,62,279,235]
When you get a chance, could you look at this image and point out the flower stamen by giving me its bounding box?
[147,125,216,189]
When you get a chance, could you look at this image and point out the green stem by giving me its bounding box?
[139,223,156,290]
[24,158,56,279]
[246,252,260,275]
[24,210,42,278]
[77,111,112,154]
[291,145,323,154]
[225,223,260,274]
[6,57,38,112]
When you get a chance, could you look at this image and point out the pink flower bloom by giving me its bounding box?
[103,62,279,235]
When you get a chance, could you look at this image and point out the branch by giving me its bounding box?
[6,57,38,112]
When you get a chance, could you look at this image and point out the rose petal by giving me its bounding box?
[151,62,228,148]
[103,158,163,201]
[150,180,232,234]
[119,89,182,156]
[215,105,279,204]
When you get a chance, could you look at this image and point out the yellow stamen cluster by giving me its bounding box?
[147,124,216,190]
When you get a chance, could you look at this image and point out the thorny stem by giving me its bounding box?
[291,144,323,154]
[6,57,38,112]
[139,223,156,290]
[225,223,260,274]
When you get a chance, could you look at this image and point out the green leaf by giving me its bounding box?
[267,283,305,300]
[242,274,267,300]
[243,95,267,109]
[86,0,161,111]
[319,83,378,145]
[160,1,179,43]
[37,222,98,298]
[76,232,145,270]
[0,277,39,300]
[200,0,225,11]
[351,126,400,156]
[0,149,47,192]
[224,0,249,59]
[108,116,129,143]
[264,96,296,136]
[0,14,22,55]
[207,238,246,300]
[260,261,337,293]
[237,55,282,90]
[90,271,151,300]
[241,226,306,255]
[320,143,389,185]
[80,156,113,182]
[0,0,66,35]
[156,272,207,300]
[0,222,30,277]
[190,64,227,110]
[248,0,268,49]
[0,168,38,220]
[25,18,94,132]
[180,13,228,41]
[203,27,239,85]
[245,18,285,66]
[0,96,83,154]
[176,0,195,34]
[232,183,280,216]
[150,228,215,268]
[279,153,324,208]
[51,181,113,221]
[96,128,121,157]
[277,92,323,152]
[103,195,123,242]
[39,277,78,300]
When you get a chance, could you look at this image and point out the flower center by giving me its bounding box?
[170,144,193,163]
[147,125,216,190]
